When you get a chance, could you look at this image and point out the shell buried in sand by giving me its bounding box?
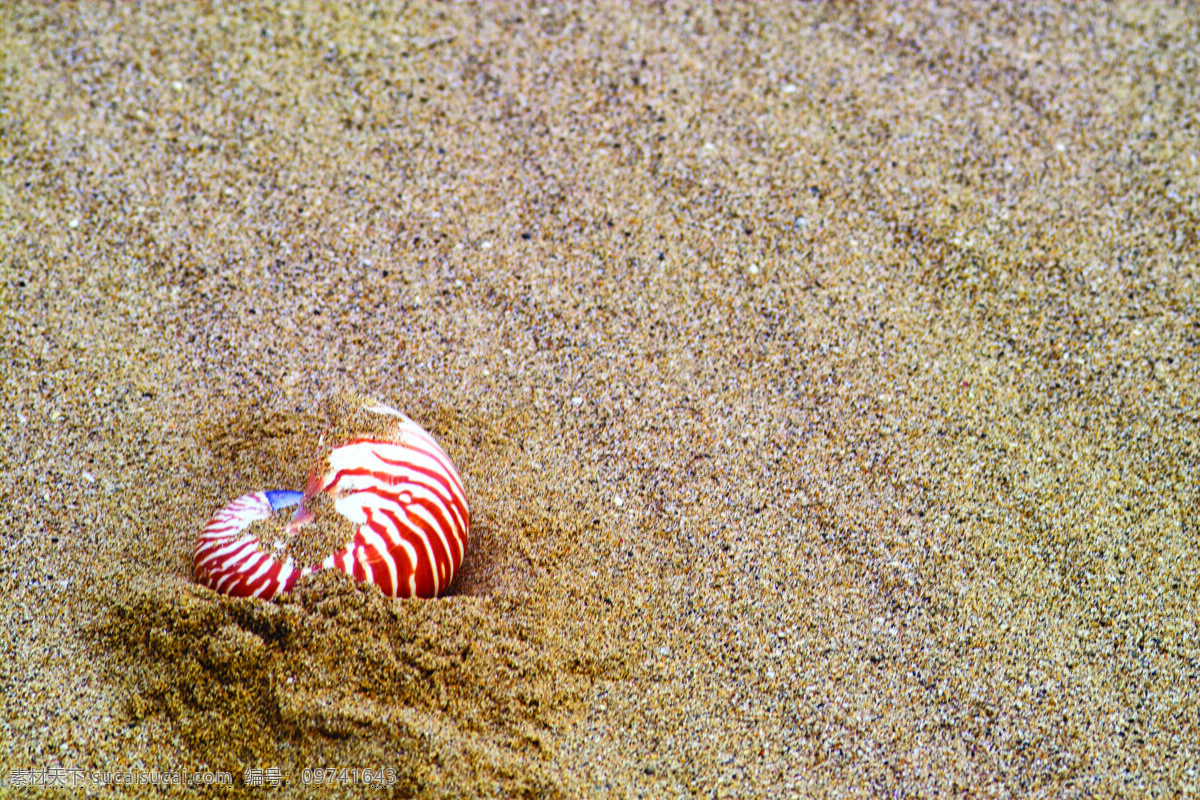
[193,404,470,599]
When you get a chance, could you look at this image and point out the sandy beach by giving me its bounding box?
[2,2,1198,796]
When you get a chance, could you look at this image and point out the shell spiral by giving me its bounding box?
[193,406,470,600]
[193,490,308,599]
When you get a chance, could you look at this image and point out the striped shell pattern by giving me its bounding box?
[193,405,469,600]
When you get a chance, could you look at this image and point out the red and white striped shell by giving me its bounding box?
[193,490,310,599]
[193,405,470,599]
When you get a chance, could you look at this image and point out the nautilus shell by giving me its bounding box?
[193,404,470,600]
[192,489,310,599]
